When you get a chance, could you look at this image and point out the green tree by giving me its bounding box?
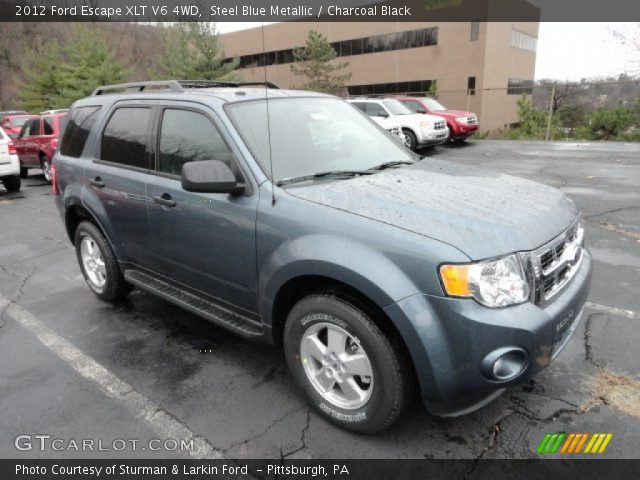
[290,30,352,93]
[426,80,439,99]
[17,42,65,111]
[17,25,128,111]
[53,25,129,107]
[578,102,638,140]
[155,23,238,80]
[505,95,560,140]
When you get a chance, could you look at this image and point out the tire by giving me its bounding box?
[74,221,133,301]
[20,167,28,178]
[402,129,418,151]
[284,293,411,433]
[2,175,21,192]
[41,156,52,183]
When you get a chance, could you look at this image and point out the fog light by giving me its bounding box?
[481,346,529,382]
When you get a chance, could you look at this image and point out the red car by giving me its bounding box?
[14,112,67,182]
[1,113,33,139]
[391,96,479,141]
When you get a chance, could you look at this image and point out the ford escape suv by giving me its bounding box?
[52,81,591,433]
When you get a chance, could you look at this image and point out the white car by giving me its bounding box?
[0,126,21,192]
[348,98,449,150]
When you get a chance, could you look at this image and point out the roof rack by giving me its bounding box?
[91,80,280,96]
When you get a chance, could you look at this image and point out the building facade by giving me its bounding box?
[220,22,539,131]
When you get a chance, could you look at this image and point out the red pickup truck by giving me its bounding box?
[14,112,67,182]
[391,96,479,141]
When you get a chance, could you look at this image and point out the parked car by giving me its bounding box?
[0,110,27,122]
[39,109,69,115]
[1,113,34,139]
[0,126,21,192]
[347,98,449,150]
[14,111,67,182]
[392,96,479,142]
[53,81,591,433]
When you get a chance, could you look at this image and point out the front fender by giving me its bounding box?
[259,234,421,325]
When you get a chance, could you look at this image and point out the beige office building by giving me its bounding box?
[220,22,538,132]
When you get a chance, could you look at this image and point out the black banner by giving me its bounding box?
[1,0,640,22]
[3,459,640,480]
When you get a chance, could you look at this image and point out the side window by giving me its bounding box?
[402,100,426,114]
[351,102,367,113]
[158,109,233,176]
[60,106,102,158]
[27,119,41,136]
[366,103,387,117]
[19,123,29,138]
[100,107,151,169]
[43,117,54,135]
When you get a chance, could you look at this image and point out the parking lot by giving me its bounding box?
[1,140,639,460]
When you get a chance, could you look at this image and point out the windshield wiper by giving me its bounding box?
[276,170,375,187]
[368,160,415,171]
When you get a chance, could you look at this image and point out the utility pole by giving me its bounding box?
[545,84,556,141]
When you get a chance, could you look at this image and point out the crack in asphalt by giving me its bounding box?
[222,405,307,453]
[280,409,312,462]
[584,312,603,368]
[584,204,640,220]
[0,265,37,329]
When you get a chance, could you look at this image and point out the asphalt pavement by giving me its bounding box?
[1,140,638,460]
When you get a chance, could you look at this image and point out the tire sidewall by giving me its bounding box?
[74,222,110,298]
[284,296,400,433]
[403,129,417,150]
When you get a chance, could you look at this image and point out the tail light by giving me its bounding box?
[8,141,16,155]
[51,162,60,196]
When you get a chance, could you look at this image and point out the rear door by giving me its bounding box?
[145,103,259,312]
[83,102,155,265]
[16,119,41,166]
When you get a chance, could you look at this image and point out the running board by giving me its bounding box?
[124,270,263,337]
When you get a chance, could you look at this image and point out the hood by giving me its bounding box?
[432,109,475,119]
[286,159,578,260]
[394,113,444,124]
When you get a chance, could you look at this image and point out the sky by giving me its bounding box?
[216,22,638,82]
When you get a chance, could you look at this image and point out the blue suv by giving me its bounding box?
[52,81,592,433]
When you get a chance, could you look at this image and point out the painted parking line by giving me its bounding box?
[0,295,223,460]
[585,302,638,319]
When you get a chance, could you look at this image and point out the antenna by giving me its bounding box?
[261,22,276,206]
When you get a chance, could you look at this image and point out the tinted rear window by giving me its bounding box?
[60,106,102,158]
[100,107,151,169]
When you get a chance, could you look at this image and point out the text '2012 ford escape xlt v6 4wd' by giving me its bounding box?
[52,81,591,433]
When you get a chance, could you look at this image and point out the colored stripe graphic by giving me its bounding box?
[539,432,613,454]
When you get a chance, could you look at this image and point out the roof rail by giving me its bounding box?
[91,80,280,96]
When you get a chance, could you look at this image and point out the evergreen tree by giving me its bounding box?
[290,31,352,93]
[155,23,238,80]
[17,42,65,111]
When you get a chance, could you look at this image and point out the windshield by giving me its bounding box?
[382,100,413,115]
[422,98,447,111]
[227,97,413,184]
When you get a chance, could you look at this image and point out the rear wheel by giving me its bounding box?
[41,156,52,183]
[74,221,133,301]
[402,129,418,151]
[2,175,21,192]
[284,293,411,433]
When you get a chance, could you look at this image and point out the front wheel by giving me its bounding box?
[284,293,412,433]
[74,221,133,301]
[402,129,418,151]
[2,175,21,192]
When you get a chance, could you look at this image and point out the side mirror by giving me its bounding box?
[181,160,245,194]
[377,112,389,118]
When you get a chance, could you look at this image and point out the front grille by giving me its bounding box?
[434,121,446,130]
[467,116,478,124]
[532,218,584,304]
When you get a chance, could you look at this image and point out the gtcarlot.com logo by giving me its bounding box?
[537,432,613,454]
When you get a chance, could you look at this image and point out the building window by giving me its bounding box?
[470,22,479,41]
[467,76,476,95]
[348,80,434,96]
[511,29,537,52]
[229,27,438,69]
[507,78,534,95]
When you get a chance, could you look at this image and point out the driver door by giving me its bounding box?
[145,104,259,313]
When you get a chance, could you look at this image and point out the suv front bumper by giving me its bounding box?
[384,249,592,416]
[417,127,450,146]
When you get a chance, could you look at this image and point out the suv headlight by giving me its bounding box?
[456,117,469,124]
[439,254,530,308]
[419,121,434,128]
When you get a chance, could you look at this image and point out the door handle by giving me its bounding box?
[153,194,176,207]
[89,177,105,188]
